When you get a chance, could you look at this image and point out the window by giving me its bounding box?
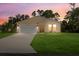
[53,24,56,32]
[48,24,52,32]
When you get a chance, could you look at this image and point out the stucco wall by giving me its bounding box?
[22,16,61,32]
[44,21,61,32]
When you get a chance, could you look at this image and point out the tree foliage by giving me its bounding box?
[63,3,79,33]
[42,10,55,18]
[32,11,36,16]
[1,14,30,32]
[32,9,60,19]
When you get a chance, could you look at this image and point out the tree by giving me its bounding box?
[15,14,21,21]
[20,14,25,20]
[25,15,30,19]
[64,11,72,20]
[37,9,44,16]
[65,3,76,20]
[32,11,36,16]
[40,10,44,16]
[42,10,55,18]
[70,3,76,10]
[3,16,17,32]
[54,12,60,17]
[61,20,68,32]
[64,3,79,32]
[37,9,41,16]
[1,13,30,32]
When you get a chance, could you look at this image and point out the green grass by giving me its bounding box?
[0,32,14,39]
[31,33,79,55]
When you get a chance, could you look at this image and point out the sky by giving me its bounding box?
[0,3,79,24]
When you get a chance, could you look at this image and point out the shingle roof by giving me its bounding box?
[18,16,60,25]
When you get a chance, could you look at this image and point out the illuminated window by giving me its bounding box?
[53,24,56,32]
[53,24,56,27]
[48,24,52,27]
[48,24,52,32]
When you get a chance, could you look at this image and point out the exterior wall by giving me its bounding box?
[37,23,45,32]
[54,23,61,32]
[44,23,50,32]
[44,21,61,32]
[25,16,61,33]
[28,16,61,33]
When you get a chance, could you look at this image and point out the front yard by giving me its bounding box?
[31,33,79,55]
[0,32,14,39]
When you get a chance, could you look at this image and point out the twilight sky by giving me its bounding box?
[0,3,79,24]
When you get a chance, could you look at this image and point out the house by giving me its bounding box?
[26,16,61,32]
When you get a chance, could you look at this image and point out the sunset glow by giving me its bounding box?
[0,3,79,24]
[0,19,7,25]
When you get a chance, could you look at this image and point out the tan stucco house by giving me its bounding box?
[26,16,61,32]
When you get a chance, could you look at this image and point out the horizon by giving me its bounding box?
[0,3,79,24]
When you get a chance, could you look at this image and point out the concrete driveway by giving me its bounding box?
[0,23,37,54]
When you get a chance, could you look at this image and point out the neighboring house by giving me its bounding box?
[26,16,61,32]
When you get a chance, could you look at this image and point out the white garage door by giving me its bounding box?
[19,24,37,33]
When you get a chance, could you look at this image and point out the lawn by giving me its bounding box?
[31,33,79,55]
[0,32,14,39]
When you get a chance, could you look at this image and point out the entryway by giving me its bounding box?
[48,24,57,32]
